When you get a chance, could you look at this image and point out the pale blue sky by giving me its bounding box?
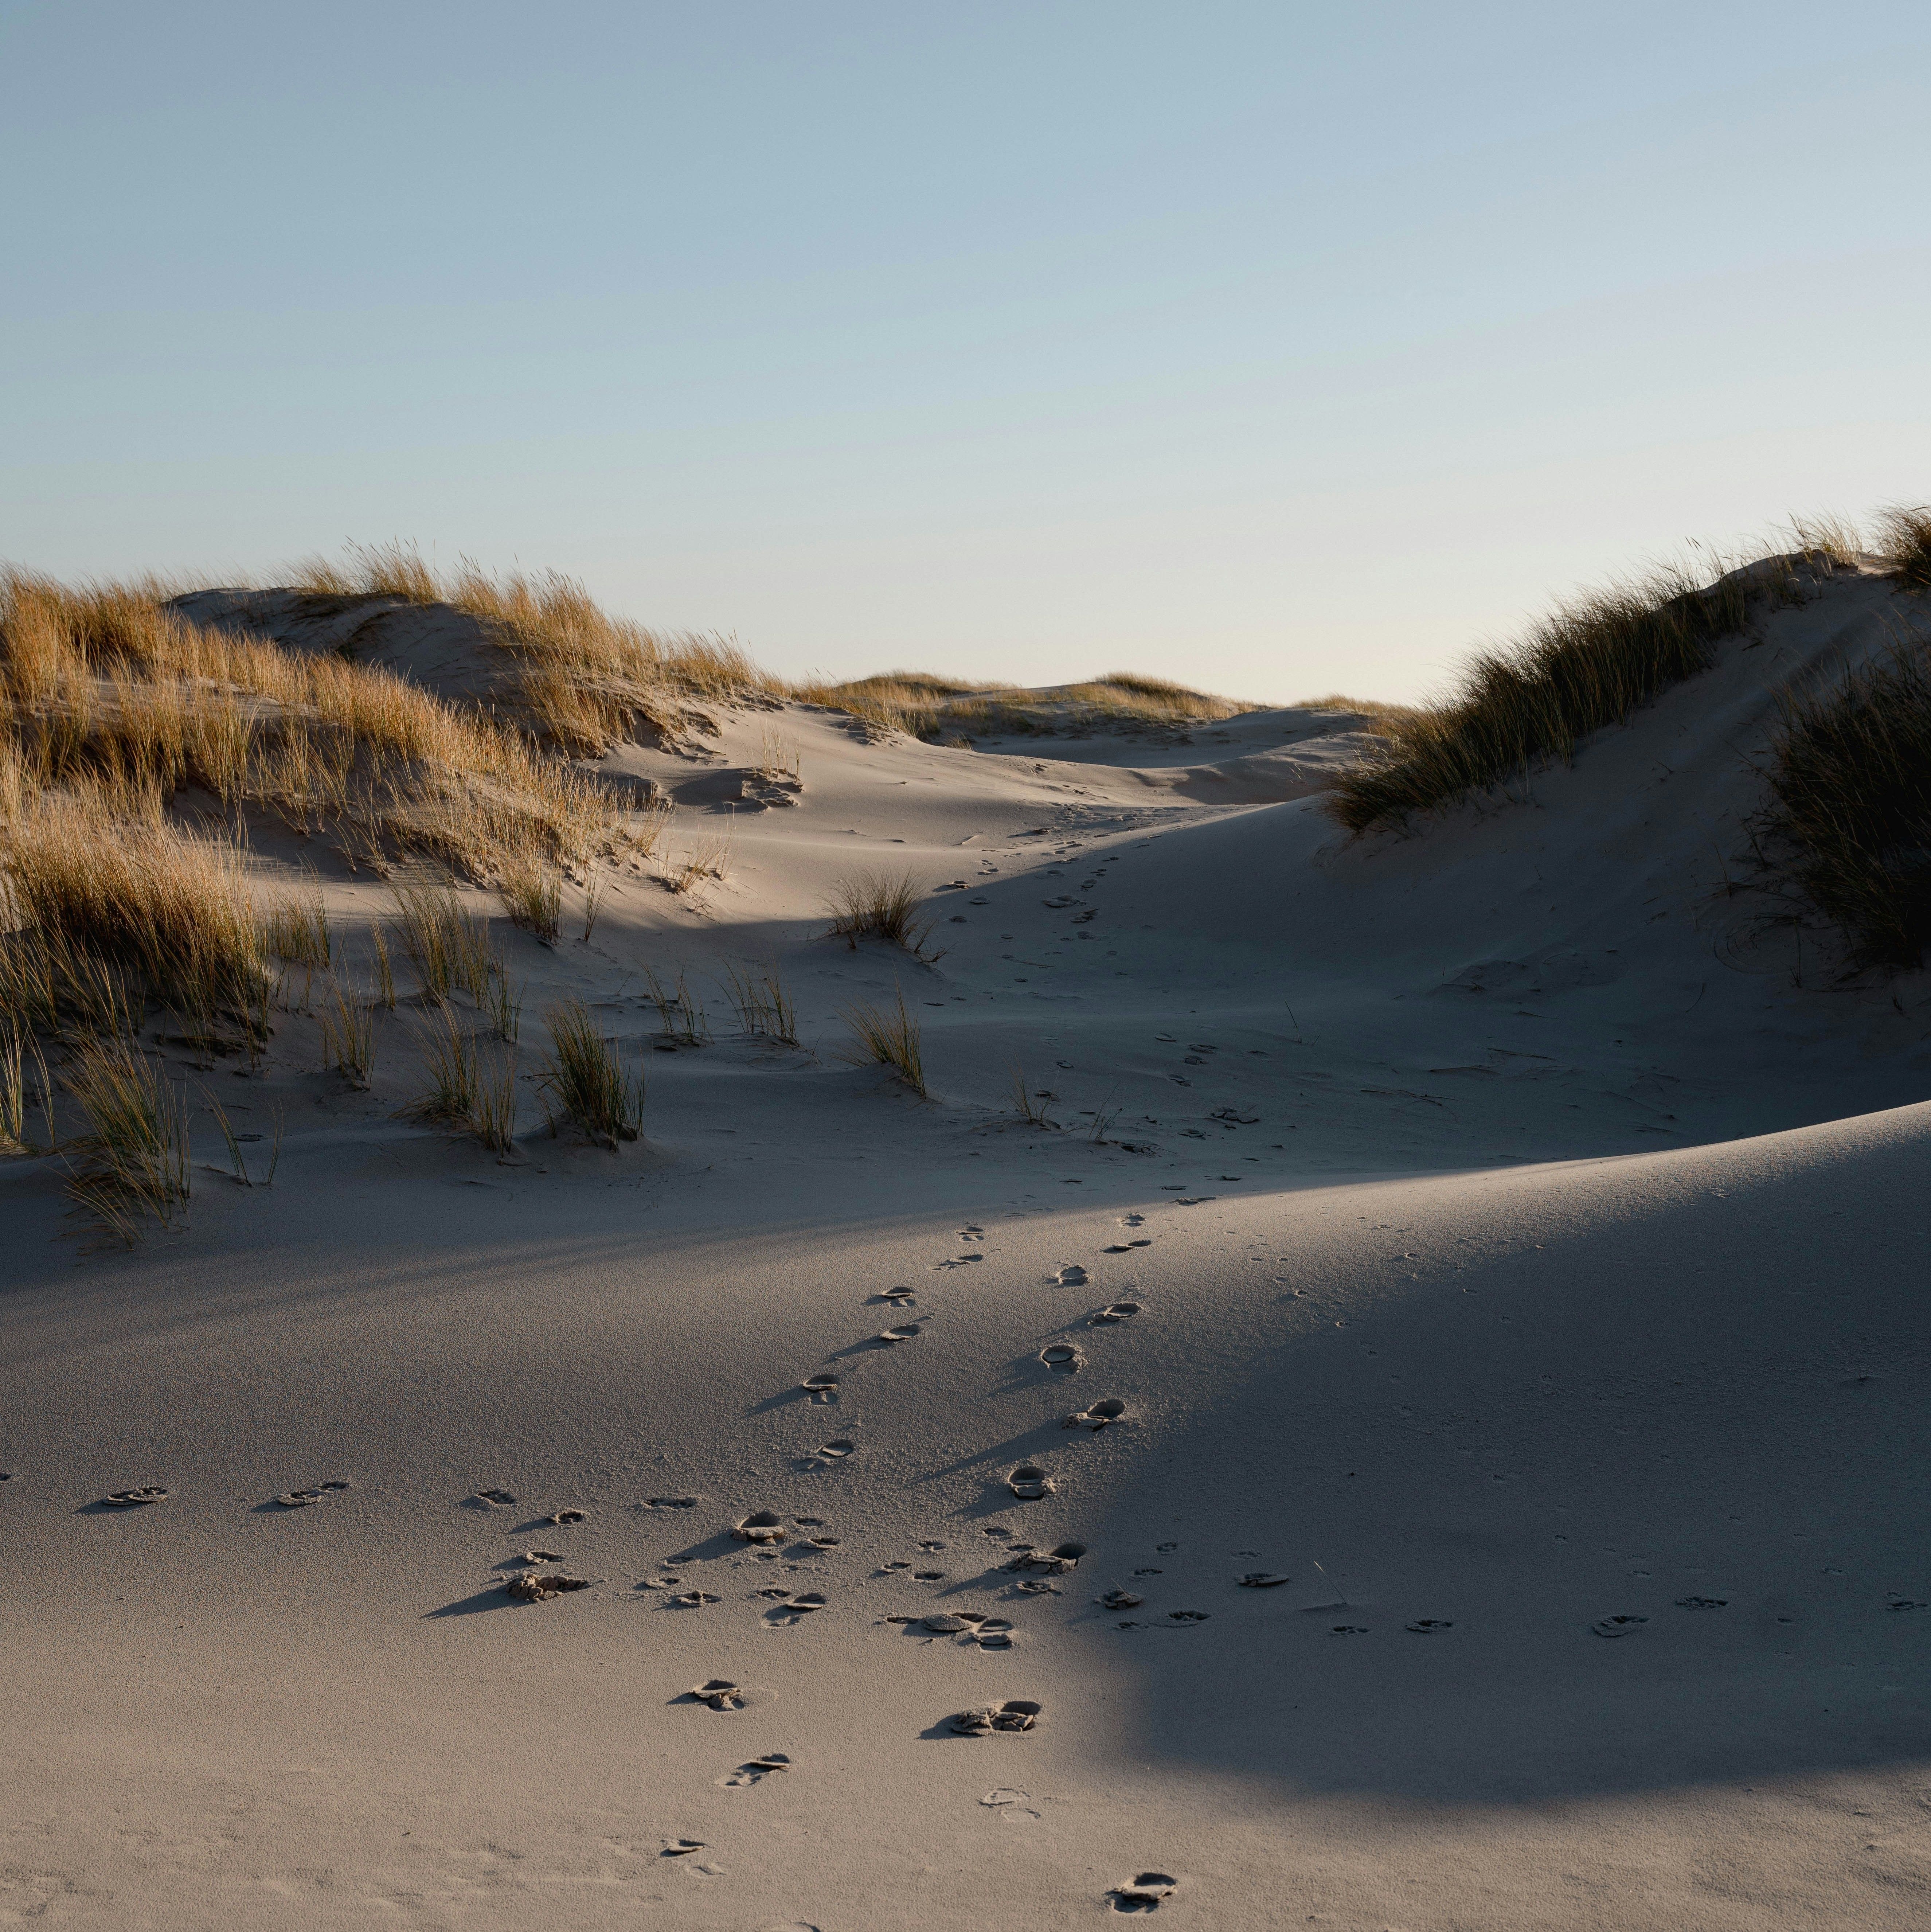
[4,2,1928,700]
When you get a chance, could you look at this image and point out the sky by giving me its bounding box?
[4,1,1929,703]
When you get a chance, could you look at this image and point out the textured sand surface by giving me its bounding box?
[3,569,1928,1928]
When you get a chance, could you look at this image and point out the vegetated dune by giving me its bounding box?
[3,528,1930,1929]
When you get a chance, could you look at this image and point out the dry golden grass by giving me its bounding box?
[1875,506,1931,588]
[539,998,643,1147]
[838,988,928,1097]
[824,869,933,954]
[791,668,1259,741]
[62,1036,192,1244]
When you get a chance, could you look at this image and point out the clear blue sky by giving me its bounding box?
[4,2,1928,701]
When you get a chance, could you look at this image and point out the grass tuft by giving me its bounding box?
[317,976,375,1088]
[825,870,933,955]
[539,999,643,1147]
[497,853,562,946]
[839,988,928,1097]
[63,1037,191,1243]
[716,962,799,1046]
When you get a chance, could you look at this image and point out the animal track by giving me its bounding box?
[1007,1464,1055,1500]
[949,1700,1042,1737]
[503,1572,592,1601]
[735,1511,788,1545]
[1064,1397,1126,1430]
[1040,1344,1084,1373]
[1090,1302,1144,1326]
[1109,1872,1179,1913]
[1592,1614,1649,1638]
[101,1488,168,1508]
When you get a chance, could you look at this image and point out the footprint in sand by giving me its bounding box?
[1118,1213,1146,1227]
[1406,1619,1454,1633]
[549,1507,589,1525]
[1167,1611,1210,1626]
[802,1373,842,1403]
[1099,1589,1143,1610]
[767,1592,828,1624]
[809,1440,857,1465]
[876,1324,921,1346]
[1103,1240,1153,1253]
[933,1255,984,1271]
[957,1225,986,1242]
[804,1533,841,1549]
[645,1495,699,1510]
[275,1489,324,1507]
[101,1487,168,1508]
[949,1700,1043,1737]
[735,1511,789,1545]
[1089,1302,1144,1326]
[879,1287,917,1308]
[1051,1265,1089,1288]
[1040,1344,1084,1373]
[1064,1397,1126,1431]
[673,1591,723,1607]
[1329,1623,1367,1635]
[690,1679,749,1710]
[1107,1873,1179,1914]
[1238,1572,1291,1589]
[980,1787,1041,1823]
[517,1547,563,1564]
[1676,1596,1728,1610]
[503,1571,593,1601]
[662,1837,706,1856]
[1005,1541,1088,1576]
[720,1753,792,1788]
[473,1488,517,1507]
[1591,1614,1648,1638]
[1007,1465,1055,1500]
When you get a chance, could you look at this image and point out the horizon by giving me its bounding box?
[4,1,1929,705]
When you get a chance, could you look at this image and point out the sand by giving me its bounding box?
[2,564,1927,1929]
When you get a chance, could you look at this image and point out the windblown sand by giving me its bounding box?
[3,572,1927,1928]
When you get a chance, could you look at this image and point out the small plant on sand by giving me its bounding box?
[398,1002,485,1128]
[62,1037,192,1243]
[539,998,643,1147]
[1008,1066,1058,1129]
[1877,505,1931,586]
[497,852,562,946]
[316,977,375,1088]
[391,881,495,1003]
[666,835,731,901]
[716,962,799,1046]
[839,988,928,1097]
[263,894,332,969]
[0,1023,53,1154]
[644,967,710,1046]
[825,869,934,956]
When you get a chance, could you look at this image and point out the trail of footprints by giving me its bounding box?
[66,1198,1922,1917]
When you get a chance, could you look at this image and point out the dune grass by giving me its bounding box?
[839,988,928,1097]
[539,998,643,1147]
[1760,633,1931,967]
[1328,555,1789,832]
[792,669,1260,741]
[825,869,934,955]
[716,961,799,1046]
[62,1037,192,1244]
[316,977,375,1088]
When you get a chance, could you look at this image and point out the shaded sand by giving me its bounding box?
[3,566,1928,1927]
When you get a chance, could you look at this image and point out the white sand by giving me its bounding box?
[4,566,1928,1928]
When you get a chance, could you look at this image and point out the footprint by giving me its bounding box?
[1006,1465,1055,1501]
[503,1572,593,1601]
[958,1225,985,1241]
[1005,1541,1088,1575]
[1237,1573,1291,1589]
[101,1487,168,1508]
[673,1591,722,1607]
[662,1837,706,1856]
[1675,1596,1728,1610]
[802,1374,841,1402]
[1102,1240,1154,1253]
[517,1548,563,1563]
[549,1507,589,1525]
[770,1592,828,1622]
[876,1324,921,1346]
[1329,1624,1368,1635]
[977,1621,1015,1650]
[1064,1397,1126,1431]
[980,1787,1041,1823]
[274,1489,323,1507]
[1099,1588,1142,1610]
[933,1255,984,1270]
[1167,1610,1210,1625]
[1089,1302,1144,1326]
[880,1288,916,1307]
[735,1511,789,1545]
[949,1700,1043,1737]
[1591,1615,1648,1638]
[1109,1872,1179,1913]
[1051,1265,1089,1288]
[690,1679,748,1710]
[1406,1618,1454,1633]
[720,1753,792,1788]
[1040,1344,1084,1373]
[646,1495,699,1510]
[1156,1541,1178,1553]
[1012,1578,1062,1596]
[913,1569,946,1582]
[1117,1213,1146,1227]
[805,1534,841,1549]
[811,1440,857,1463]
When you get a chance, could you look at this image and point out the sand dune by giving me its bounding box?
[3,563,1928,1928]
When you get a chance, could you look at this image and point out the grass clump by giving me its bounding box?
[1329,557,1767,832]
[1760,638,1931,967]
[62,1038,191,1244]
[1875,506,1931,588]
[317,978,375,1088]
[497,853,562,945]
[839,988,928,1097]
[391,882,496,1003]
[539,998,643,1147]
[825,870,933,955]
[716,962,798,1045]
[397,1004,516,1152]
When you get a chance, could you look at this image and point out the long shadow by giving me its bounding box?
[423,1587,522,1618]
